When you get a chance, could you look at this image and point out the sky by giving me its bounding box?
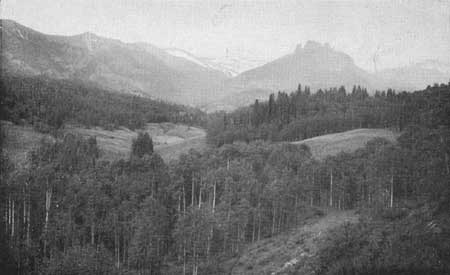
[2,0,450,72]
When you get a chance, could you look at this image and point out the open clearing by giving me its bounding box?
[2,121,207,164]
[67,122,207,162]
[291,128,399,160]
[230,210,359,275]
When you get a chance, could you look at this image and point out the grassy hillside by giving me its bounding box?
[1,121,207,164]
[69,122,207,162]
[291,128,399,159]
[229,210,359,275]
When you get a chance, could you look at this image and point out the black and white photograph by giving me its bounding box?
[1,1,449,274]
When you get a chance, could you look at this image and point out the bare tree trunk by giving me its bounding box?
[8,195,11,238]
[198,182,202,209]
[329,168,333,208]
[223,203,231,253]
[115,215,120,269]
[445,151,450,175]
[183,185,186,215]
[23,187,27,230]
[390,168,394,208]
[257,200,261,242]
[271,204,276,236]
[44,183,52,257]
[207,180,216,258]
[312,169,315,207]
[191,173,195,207]
[27,196,31,247]
[252,211,256,243]
[178,193,181,214]
[91,223,95,245]
[277,208,282,233]
[11,199,15,239]
[192,243,197,275]
[182,241,186,275]
[294,195,298,226]
[212,181,216,213]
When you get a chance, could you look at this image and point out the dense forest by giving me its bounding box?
[0,74,206,132]
[207,83,450,146]
[1,82,449,274]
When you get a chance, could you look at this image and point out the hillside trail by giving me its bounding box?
[230,209,359,275]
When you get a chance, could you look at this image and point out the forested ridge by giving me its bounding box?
[0,74,206,132]
[207,83,450,146]
[1,82,450,274]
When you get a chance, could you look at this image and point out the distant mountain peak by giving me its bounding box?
[295,41,333,55]
[304,40,323,50]
[77,31,100,39]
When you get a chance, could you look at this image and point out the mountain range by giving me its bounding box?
[2,19,449,111]
[1,19,228,105]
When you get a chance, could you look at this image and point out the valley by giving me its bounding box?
[1,9,449,275]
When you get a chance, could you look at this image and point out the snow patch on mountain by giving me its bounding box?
[165,48,265,77]
[165,48,207,68]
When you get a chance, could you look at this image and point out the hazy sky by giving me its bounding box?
[2,0,450,72]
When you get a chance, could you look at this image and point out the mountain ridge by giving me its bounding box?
[1,19,229,105]
[3,19,448,111]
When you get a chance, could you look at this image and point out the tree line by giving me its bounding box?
[207,83,450,146]
[1,74,206,132]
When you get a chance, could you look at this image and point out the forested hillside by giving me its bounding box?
[1,83,449,274]
[207,83,450,146]
[1,74,206,131]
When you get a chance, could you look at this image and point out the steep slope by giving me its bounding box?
[230,210,359,275]
[1,19,228,105]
